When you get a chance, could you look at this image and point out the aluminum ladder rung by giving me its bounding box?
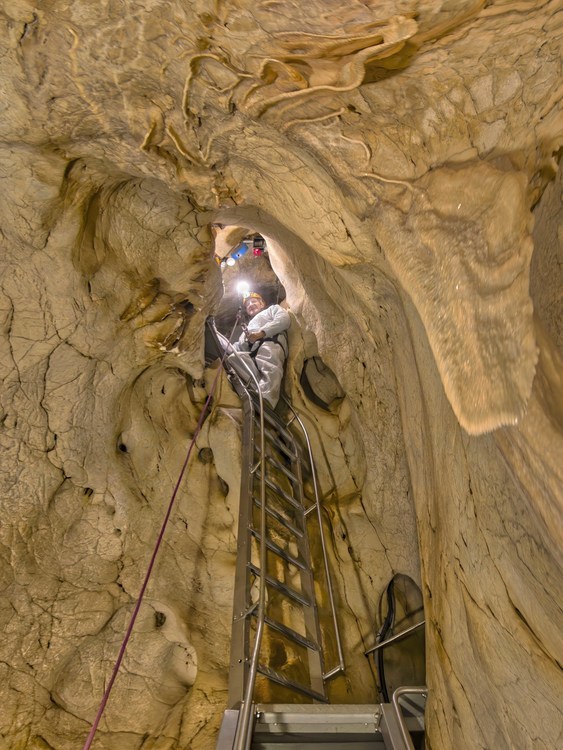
[249,527,305,570]
[254,440,300,477]
[253,497,304,539]
[257,472,300,509]
[262,614,320,652]
[256,664,327,702]
[253,409,294,444]
[248,563,312,607]
[265,453,300,485]
[259,427,298,461]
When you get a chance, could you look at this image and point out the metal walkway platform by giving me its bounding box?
[217,696,426,750]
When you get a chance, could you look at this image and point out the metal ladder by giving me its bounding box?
[208,321,344,749]
[207,321,425,750]
[230,385,328,700]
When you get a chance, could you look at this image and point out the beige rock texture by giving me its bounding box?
[0,1,561,749]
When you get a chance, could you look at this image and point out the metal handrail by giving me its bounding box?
[282,397,345,680]
[364,620,425,656]
[392,686,427,750]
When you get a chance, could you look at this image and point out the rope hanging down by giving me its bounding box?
[82,315,239,750]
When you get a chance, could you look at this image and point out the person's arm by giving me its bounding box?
[255,305,290,339]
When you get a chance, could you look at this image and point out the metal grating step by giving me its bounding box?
[254,704,382,739]
[218,706,386,750]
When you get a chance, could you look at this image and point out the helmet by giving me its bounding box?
[243,292,265,306]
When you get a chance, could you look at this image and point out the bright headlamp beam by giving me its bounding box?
[237,280,250,298]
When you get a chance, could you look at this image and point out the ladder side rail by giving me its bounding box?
[224,349,268,750]
[227,388,256,708]
[208,318,260,709]
[282,398,345,681]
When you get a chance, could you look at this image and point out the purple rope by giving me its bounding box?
[82,319,238,749]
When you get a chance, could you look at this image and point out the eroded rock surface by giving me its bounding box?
[0,1,561,749]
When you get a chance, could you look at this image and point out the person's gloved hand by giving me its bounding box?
[247,330,265,344]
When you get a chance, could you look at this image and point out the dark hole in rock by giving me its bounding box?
[300,356,345,411]
[198,447,214,464]
[155,611,166,628]
[118,443,128,453]
[376,574,426,701]
[176,298,195,314]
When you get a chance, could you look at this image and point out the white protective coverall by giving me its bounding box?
[231,304,290,407]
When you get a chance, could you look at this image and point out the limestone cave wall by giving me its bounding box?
[0,2,561,749]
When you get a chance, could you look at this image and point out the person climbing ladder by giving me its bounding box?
[229,292,290,408]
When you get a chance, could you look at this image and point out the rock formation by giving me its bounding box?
[0,1,561,749]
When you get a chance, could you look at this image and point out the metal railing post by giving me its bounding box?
[391,686,427,750]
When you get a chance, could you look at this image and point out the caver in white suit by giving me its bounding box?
[230,293,290,408]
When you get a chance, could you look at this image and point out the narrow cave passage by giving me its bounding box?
[203,220,426,749]
[212,229,287,337]
[209,225,347,414]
